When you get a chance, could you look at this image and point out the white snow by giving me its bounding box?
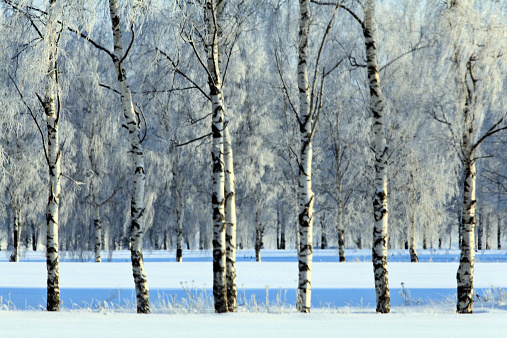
[1,249,507,337]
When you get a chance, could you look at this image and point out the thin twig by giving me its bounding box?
[175,132,213,148]
[274,49,301,126]
[156,47,211,101]
[8,74,49,166]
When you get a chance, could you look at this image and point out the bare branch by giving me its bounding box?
[4,0,115,60]
[472,112,507,153]
[119,23,135,66]
[310,70,326,141]
[311,1,365,30]
[274,49,301,126]
[99,83,121,95]
[156,47,211,101]
[310,1,340,115]
[98,174,129,206]
[379,42,432,73]
[175,132,213,148]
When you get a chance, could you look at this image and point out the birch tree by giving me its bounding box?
[364,0,390,313]
[430,0,507,313]
[41,0,62,312]
[224,126,237,311]
[108,0,150,313]
[291,0,342,313]
[204,0,228,313]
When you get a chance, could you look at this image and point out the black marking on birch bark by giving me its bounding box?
[131,249,150,313]
[365,41,376,50]
[46,252,60,311]
[212,240,227,313]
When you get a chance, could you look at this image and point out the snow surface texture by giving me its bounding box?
[1,249,507,337]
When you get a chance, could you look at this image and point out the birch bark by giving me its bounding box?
[44,0,60,312]
[175,187,184,262]
[205,0,227,313]
[498,214,502,249]
[409,175,418,262]
[409,210,418,262]
[456,58,477,314]
[297,0,314,313]
[224,126,237,312]
[11,209,21,262]
[108,0,149,313]
[457,157,475,313]
[334,112,345,262]
[94,204,102,263]
[364,0,390,313]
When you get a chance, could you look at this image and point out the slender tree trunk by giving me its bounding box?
[456,55,478,314]
[321,215,328,250]
[280,214,286,250]
[108,0,149,313]
[276,206,281,249]
[10,209,21,262]
[364,0,390,313]
[163,229,168,251]
[44,0,60,311]
[333,111,346,262]
[336,177,345,262]
[296,0,314,313]
[94,205,102,263]
[457,158,476,313]
[477,213,483,250]
[176,190,184,262]
[409,212,419,263]
[224,127,237,312]
[205,0,227,313]
[498,215,502,250]
[255,227,263,263]
[485,213,491,250]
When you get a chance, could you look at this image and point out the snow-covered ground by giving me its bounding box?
[1,249,507,337]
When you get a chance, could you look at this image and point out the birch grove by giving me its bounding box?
[1,0,507,316]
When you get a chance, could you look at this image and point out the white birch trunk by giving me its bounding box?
[224,127,237,312]
[10,209,21,262]
[335,113,345,262]
[485,213,491,250]
[108,0,149,313]
[255,227,263,263]
[44,0,60,312]
[457,157,475,313]
[297,0,313,313]
[320,215,327,249]
[497,215,502,250]
[205,0,227,313]
[456,57,477,313]
[94,204,102,263]
[409,209,418,263]
[175,188,184,262]
[364,0,390,313]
